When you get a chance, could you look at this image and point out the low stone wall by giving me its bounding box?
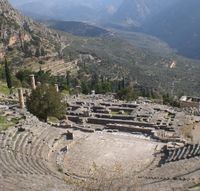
[180,101,199,109]
[106,123,153,134]
[152,132,182,143]
[68,116,79,122]
[87,117,156,128]
[109,107,135,112]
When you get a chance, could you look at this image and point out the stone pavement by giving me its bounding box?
[64,131,162,177]
[192,124,200,142]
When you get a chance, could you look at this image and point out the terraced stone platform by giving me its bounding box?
[1,100,200,190]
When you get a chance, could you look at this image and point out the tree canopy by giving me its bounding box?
[27,84,67,122]
[115,87,138,102]
[95,82,112,94]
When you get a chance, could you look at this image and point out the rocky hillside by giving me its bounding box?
[112,0,177,26]
[2,0,200,97]
[0,0,61,65]
[111,0,200,59]
[143,0,200,59]
[45,20,110,37]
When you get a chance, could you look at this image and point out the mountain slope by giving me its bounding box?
[0,0,61,64]
[9,0,123,21]
[112,0,177,26]
[3,0,200,97]
[110,0,200,59]
[45,20,110,37]
[143,0,200,59]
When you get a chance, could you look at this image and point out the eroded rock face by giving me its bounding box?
[0,0,33,51]
[0,0,34,28]
[0,0,61,64]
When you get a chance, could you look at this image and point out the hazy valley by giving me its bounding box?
[1,0,200,97]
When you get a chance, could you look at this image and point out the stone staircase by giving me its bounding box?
[0,109,72,191]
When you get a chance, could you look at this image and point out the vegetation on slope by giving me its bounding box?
[57,31,200,97]
[2,0,200,98]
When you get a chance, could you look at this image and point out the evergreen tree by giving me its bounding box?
[35,70,56,84]
[66,71,70,86]
[81,81,90,94]
[83,61,86,70]
[115,87,138,102]
[24,42,29,57]
[150,88,155,99]
[118,80,121,91]
[122,76,125,89]
[29,49,32,58]
[35,48,40,57]
[27,84,67,122]
[95,82,112,94]
[101,82,112,93]
[4,58,12,94]
[41,47,45,56]
[91,73,99,89]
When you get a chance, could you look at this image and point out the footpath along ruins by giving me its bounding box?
[1,75,200,190]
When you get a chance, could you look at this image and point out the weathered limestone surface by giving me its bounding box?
[1,94,200,190]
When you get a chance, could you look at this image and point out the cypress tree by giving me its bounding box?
[35,48,40,57]
[4,57,12,94]
[122,76,125,89]
[41,47,45,56]
[29,49,32,58]
[66,71,70,86]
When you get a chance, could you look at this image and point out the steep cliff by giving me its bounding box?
[0,0,61,62]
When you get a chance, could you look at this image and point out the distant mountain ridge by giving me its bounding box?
[41,20,110,37]
[112,0,178,26]
[9,0,123,21]
[8,0,200,59]
[3,0,200,97]
[112,0,200,59]
[143,0,200,59]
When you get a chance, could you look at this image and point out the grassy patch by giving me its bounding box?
[111,111,119,115]
[124,111,131,115]
[111,111,131,115]
[167,113,175,118]
[0,81,19,95]
[62,90,70,95]
[0,116,20,131]
[58,167,64,173]
[48,116,59,123]
[0,81,10,94]
[189,182,200,188]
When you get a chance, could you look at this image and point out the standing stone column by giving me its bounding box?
[37,82,41,87]
[54,84,59,92]
[25,89,30,100]
[29,74,36,90]
[18,88,25,108]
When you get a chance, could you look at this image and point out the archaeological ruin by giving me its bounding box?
[1,77,200,190]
